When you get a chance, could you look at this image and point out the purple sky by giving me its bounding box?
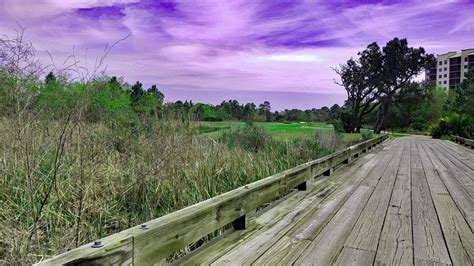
[1,0,473,110]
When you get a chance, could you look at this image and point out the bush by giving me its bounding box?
[410,117,427,131]
[287,138,334,162]
[220,123,273,152]
[314,129,345,150]
[329,119,345,134]
[361,129,374,140]
[431,113,473,139]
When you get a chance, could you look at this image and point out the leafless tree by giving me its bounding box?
[0,23,47,135]
[0,24,130,259]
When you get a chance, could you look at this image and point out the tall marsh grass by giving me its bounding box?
[0,116,346,264]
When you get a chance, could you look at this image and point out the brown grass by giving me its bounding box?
[0,115,346,264]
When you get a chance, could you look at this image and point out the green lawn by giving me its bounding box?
[195,121,373,143]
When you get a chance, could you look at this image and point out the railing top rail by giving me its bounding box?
[36,134,388,265]
[451,135,474,147]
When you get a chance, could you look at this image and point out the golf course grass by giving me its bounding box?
[195,121,374,142]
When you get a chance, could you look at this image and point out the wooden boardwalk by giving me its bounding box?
[177,137,474,265]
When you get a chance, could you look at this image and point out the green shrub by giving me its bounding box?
[287,138,334,162]
[361,129,374,140]
[220,123,273,152]
[431,113,473,139]
[329,119,345,134]
[410,117,427,131]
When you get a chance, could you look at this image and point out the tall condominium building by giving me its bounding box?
[426,48,474,89]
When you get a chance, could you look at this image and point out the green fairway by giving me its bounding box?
[196,121,336,140]
[195,121,378,144]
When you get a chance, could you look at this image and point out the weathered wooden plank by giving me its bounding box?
[411,141,451,265]
[374,139,413,265]
[444,137,474,155]
[210,147,386,265]
[210,178,339,265]
[360,138,401,187]
[179,142,387,265]
[418,141,474,265]
[451,135,474,148]
[429,194,474,265]
[290,152,385,241]
[414,258,451,266]
[428,140,474,189]
[256,141,394,264]
[437,140,474,171]
[344,139,404,251]
[294,185,374,265]
[253,236,311,265]
[177,191,303,265]
[35,235,134,266]
[36,135,388,265]
[421,140,474,230]
[334,247,376,266]
[431,139,474,175]
[136,135,386,263]
[177,187,317,265]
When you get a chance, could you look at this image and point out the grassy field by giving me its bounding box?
[196,121,370,143]
[0,118,375,264]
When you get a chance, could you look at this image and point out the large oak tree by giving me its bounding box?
[374,38,434,132]
[334,42,383,132]
[335,38,434,133]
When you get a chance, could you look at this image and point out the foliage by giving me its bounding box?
[335,38,434,133]
[258,101,272,121]
[0,30,383,264]
[1,113,367,264]
[360,129,374,140]
[385,82,449,131]
[334,43,382,132]
[190,103,221,121]
[431,113,474,139]
[220,123,273,152]
[454,69,474,116]
[329,118,345,134]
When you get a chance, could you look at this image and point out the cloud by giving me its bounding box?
[0,0,139,19]
[0,0,473,109]
[259,54,322,63]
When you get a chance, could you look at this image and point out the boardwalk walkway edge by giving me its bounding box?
[35,134,388,265]
[451,135,474,148]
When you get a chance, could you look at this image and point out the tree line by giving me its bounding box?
[2,68,346,125]
[165,99,342,123]
[1,32,472,138]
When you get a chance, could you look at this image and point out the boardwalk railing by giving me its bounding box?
[451,135,474,148]
[36,134,388,265]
